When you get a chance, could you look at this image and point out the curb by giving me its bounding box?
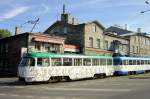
[129,76,150,79]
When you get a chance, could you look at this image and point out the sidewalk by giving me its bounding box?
[0,71,17,78]
[129,73,150,79]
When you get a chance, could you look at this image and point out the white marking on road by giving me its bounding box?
[10,94,20,97]
[25,95,34,98]
[43,87,131,92]
[14,86,25,88]
[0,85,25,89]
[0,93,6,96]
[1,86,9,88]
[40,96,49,99]
[55,97,65,99]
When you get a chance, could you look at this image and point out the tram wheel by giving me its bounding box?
[64,76,71,82]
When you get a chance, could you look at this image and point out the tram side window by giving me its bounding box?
[113,58,122,65]
[129,60,133,65]
[100,59,106,65]
[146,60,149,65]
[74,58,82,66]
[145,60,148,65]
[63,58,72,66]
[133,60,136,65]
[51,58,61,66]
[92,59,99,66]
[30,58,35,66]
[20,58,35,66]
[107,59,112,65]
[141,60,144,65]
[37,58,49,66]
[123,60,128,65]
[137,60,140,65]
[148,60,150,64]
[83,58,91,66]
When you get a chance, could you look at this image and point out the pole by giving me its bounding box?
[30,18,40,33]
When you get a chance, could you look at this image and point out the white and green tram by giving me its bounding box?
[18,52,114,83]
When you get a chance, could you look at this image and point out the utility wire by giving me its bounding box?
[141,1,150,13]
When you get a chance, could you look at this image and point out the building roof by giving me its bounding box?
[106,26,132,35]
[44,21,84,34]
[83,20,105,30]
[120,32,150,38]
[44,20,105,34]
[104,32,129,40]
[0,32,65,41]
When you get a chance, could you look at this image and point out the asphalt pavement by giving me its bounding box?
[0,74,150,99]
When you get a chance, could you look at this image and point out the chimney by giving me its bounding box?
[137,28,141,33]
[125,24,128,30]
[15,26,21,35]
[72,18,74,25]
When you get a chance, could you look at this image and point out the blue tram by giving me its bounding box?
[113,57,150,75]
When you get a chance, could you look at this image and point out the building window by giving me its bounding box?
[96,39,100,48]
[132,46,135,53]
[104,40,108,50]
[0,44,3,53]
[134,36,136,42]
[44,43,50,52]
[93,25,96,32]
[5,44,8,53]
[35,43,41,51]
[0,60,2,70]
[89,37,93,48]
[63,27,67,34]
[56,26,60,33]
[136,46,139,54]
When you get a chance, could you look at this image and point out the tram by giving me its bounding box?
[18,52,114,83]
[113,57,150,75]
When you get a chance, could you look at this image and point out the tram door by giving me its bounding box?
[36,58,50,80]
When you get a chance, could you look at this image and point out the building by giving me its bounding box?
[106,25,132,35]
[44,10,130,56]
[0,33,65,75]
[120,33,150,57]
[106,25,150,57]
[104,32,129,56]
[1,5,150,76]
[45,12,109,55]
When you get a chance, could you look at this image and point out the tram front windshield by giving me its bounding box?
[19,57,35,67]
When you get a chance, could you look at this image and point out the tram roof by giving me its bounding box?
[24,52,112,59]
[114,56,150,60]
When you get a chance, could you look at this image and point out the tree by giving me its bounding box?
[0,29,12,38]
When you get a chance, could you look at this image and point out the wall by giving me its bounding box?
[83,22,112,55]
[0,33,28,75]
[104,34,129,56]
[130,35,150,57]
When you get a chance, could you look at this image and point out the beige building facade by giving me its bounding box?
[121,33,150,57]
[44,12,130,56]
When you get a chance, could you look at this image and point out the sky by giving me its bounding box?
[0,0,150,35]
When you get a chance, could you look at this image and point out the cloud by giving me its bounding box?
[0,6,29,21]
[69,0,144,11]
[36,3,50,15]
[70,0,109,9]
[41,4,49,14]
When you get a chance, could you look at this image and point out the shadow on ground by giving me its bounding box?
[0,77,103,86]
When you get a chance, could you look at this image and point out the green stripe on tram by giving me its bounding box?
[24,52,112,59]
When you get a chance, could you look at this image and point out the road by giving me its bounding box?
[0,74,150,99]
